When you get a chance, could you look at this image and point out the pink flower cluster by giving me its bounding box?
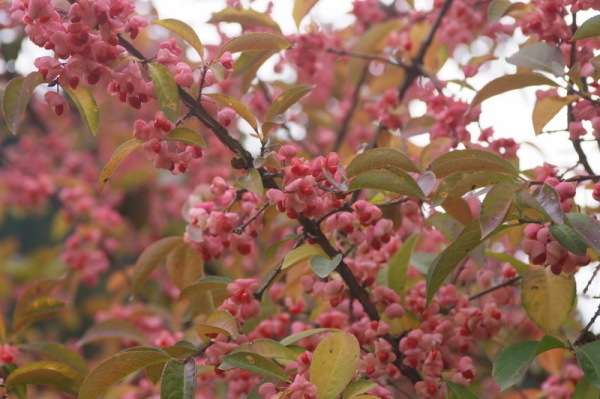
[134,112,203,174]
[11,0,151,112]
[399,282,502,398]
[266,146,348,219]
[183,177,263,260]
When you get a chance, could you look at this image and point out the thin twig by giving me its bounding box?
[584,263,600,295]
[232,202,270,235]
[333,67,368,152]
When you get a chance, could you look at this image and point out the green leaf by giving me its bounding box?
[280,328,340,346]
[446,380,478,399]
[342,380,377,399]
[217,32,292,59]
[435,171,518,205]
[19,343,88,375]
[470,72,558,110]
[310,254,342,278]
[576,341,600,388]
[532,95,578,135]
[293,0,319,27]
[230,339,300,366]
[521,267,576,336]
[77,319,146,346]
[565,213,600,256]
[63,85,100,135]
[310,332,360,399]
[262,85,313,136]
[237,168,264,196]
[573,375,600,399]
[221,352,290,382]
[98,139,142,189]
[486,251,529,274]
[282,245,328,270]
[533,183,563,224]
[550,224,588,256]
[232,50,278,93]
[506,42,565,75]
[204,93,258,131]
[12,297,65,334]
[2,72,43,134]
[349,169,427,200]
[488,0,528,23]
[166,242,204,291]
[346,148,421,177]
[480,182,517,237]
[572,15,600,41]
[349,20,404,86]
[132,236,182,297]
[388,233,419,297]
[148,62,180,122]
[426,221,482,305]
[3,364,26,399]
[160,360,196,399]
[154,19,204,61]
[178,276,232,303]
[492,336,564,391]
[78,347,171,399]
[427,149,519,178]
[209,7,281,32]
[195,310,238,341]
[514,188,554,221]
[166,127,207,148]
[6,361,84,395]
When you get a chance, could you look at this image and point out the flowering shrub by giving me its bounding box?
[1,0,600,398]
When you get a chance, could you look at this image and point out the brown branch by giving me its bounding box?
[232,202,270,235]
[332,66,368,152]
[468,276,522,302]
[397,0,455,100]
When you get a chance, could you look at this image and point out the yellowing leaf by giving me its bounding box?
[572,15,600,41]
[12,297,65,334]
[427,149,519,178]
[195,310,238,342]
[154,19,204,61]
[217,32,291,59]
[480,182,518,236]
[346,148,421,177]
[166,127,207,148]
[310,332,360,399]
[279,328,340,346]
[232,50,278,93]
[63,85,100,135]
[148,62,180,122]
[221,352,290,381]
[98,139,142,189]
[166,242,205,291]
[349,20,403,85]
[265,86,312,121]
[2,72,43,134]
[532,95,577,135]
[77,319,146,346]
[160,360,196,399]
[521,267,576,336]
[293,0,319,27]
[131,236,182,297]
[178,276,232,303]
[231,339,300,366]
[342,380,378,399]
[6,361,84,395]
[209,7,281,32]
[426,221,482,305]
[349,169,427,200]
[282,245,327,270]
[204,93,258,131]
[78,347,171,399]
[470,73,558,110]
[19,342,89,375]
[237,168,264,196]
[488,0,529,23]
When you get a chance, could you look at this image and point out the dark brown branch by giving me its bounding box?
[232,202,270,235]
[468,276,522,302]
[584,263,600,295]
[397,0,455,100]
[332,66,368,152]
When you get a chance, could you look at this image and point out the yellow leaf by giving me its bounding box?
[154,19,204,61]
[293,0,319,27]
[521,267,576,336]
[98,139,142,189]
[532,95,578,135]
[282,245,327,270]
[310,332,360,399]
[217,32,291,59]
